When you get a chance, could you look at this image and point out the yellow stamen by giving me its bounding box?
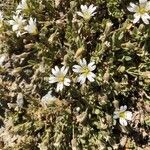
[82,67,90,76]
[138,6,147,14]
[119,112,125,118]
[83,11,91,20]
[58,75,64,82]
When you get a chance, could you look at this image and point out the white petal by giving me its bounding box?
[72,65,82,73]
[133,13,141,23]
[77,75,86,84]
[61,66,65,72]
[125,111,132,120]
[16,31,21,37]
[120,105,127,112]
[139,0,147,4]
[88,62,96,71]
[113,112,119,119]
[13,15,17,20]
[127,6,137,12]
[64,78,71,86]
[16,10,21,15]
[22,20,26,24]
[29,17,34,24]
[81,5,87,12]
[142,16,149,24]
[56,82,63,92]
[22,0,27,4]
[141,13,150,24]
[87,72,96,82]
[9,20,15,25]
[89,4,94,9]
[77,12,84,17]
[92,6,97,13]
[54,66,59,72]
[89,4,94,12]
[91,12,97,16]
[89,5,97,14]
[49,76,58,83]
[24,25,28,31]
[129,2,137,8]
[82,58,87,65]
[79,58,87,67]
[143,13,150,18]
[119,118,128,126]
[52,68,58,76]
[12,24,19,31]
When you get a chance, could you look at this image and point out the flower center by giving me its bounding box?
[23,4,29,10]
[119,112,125,118]
[32,27,38,35]
[58,75,65,82]
[138,6,147,14]
[82,67,90,76]
[83,11,91,20]
[17,19,24,28]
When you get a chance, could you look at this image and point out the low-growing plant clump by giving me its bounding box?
[0,0,150,149]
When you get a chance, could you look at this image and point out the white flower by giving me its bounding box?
[49,66,71,92]
[77,4,97,20]
[0,11,4,28]
[24,17,38,35]
[16,0,29,13]
[8,15,26,37]
[73,58,96,84]
[127,0,150,24]
[113,105,133,126]
[41,91,57,108]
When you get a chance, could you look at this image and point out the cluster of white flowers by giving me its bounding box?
[1,1,149,37]
[127,0,150,24]
[49,58,96,92]
[76,1,150,24]
[8,0,38,37]
[2,2,137,126]
[8,15,26,37]
[113,105,133,126]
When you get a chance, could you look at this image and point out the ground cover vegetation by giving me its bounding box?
[0,0,150,149]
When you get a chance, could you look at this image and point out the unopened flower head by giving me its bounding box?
[113,105,132,126]
[0,54,6,67]
[0,11,4,28]
[41,91,57,108]
[16,0,29,14]
[9,15,26,37]
[49,66,71,92]
[73,58,96,84]
[127,0,150,24]
[24,17,38,35]
[77,4,97,21]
